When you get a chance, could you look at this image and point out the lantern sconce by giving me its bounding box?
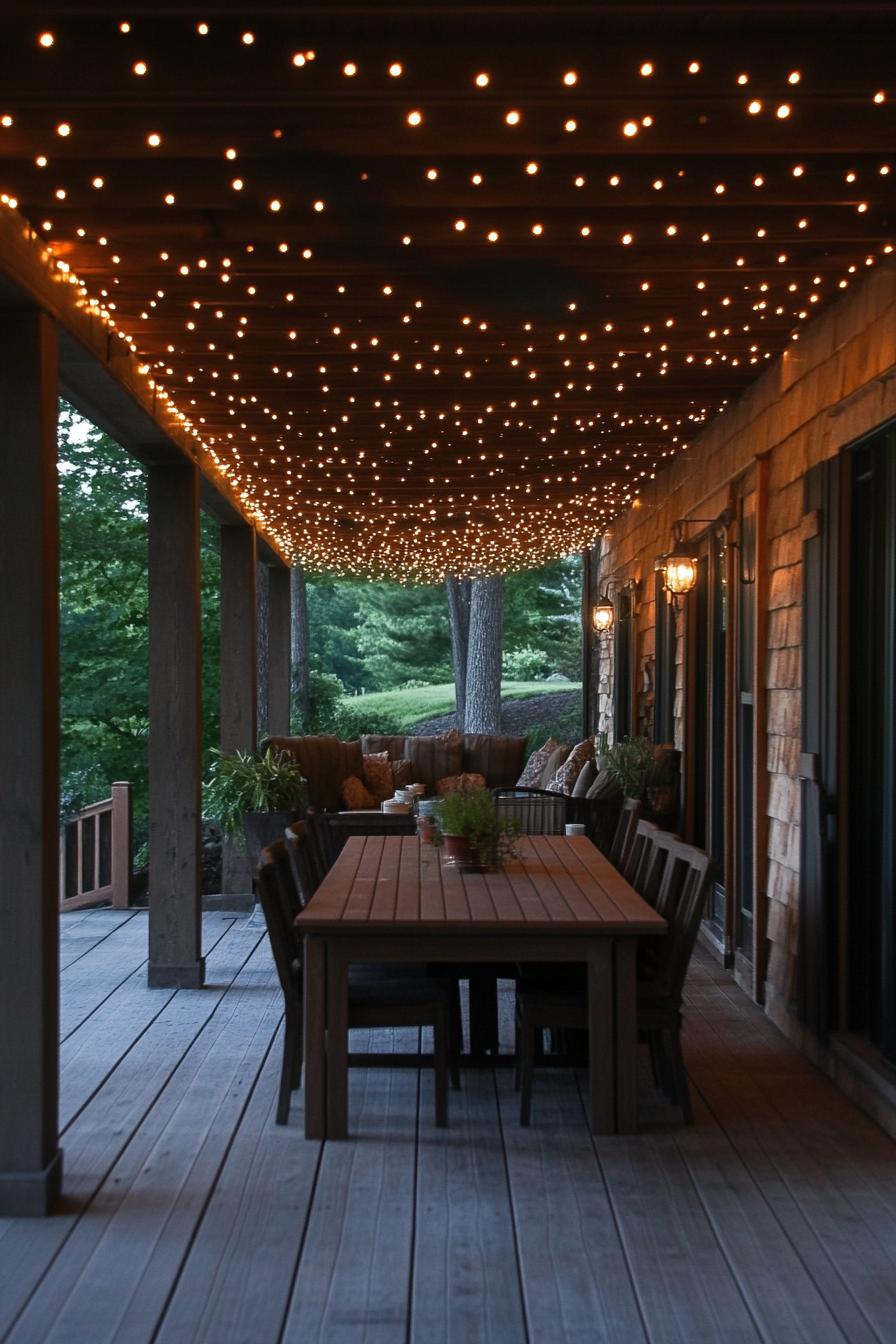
[656,508,734,601]
[590,572,639,635]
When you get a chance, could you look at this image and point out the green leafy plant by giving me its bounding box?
[433,785,520,868]
[203,746,308,843]
[602,735,657,799]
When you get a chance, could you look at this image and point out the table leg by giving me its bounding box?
[468,969,499,1057]
[303,934,326,1139]
[586,941,614,1135]
[614,938,639,1134]
[326,943,349,1139]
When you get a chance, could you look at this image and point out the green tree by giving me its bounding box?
[504,557,581,679]
[58,403,221,846]
[354,582,452,690]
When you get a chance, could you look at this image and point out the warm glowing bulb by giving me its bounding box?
[525,161,539,175]
[563,70,578,86]
[531,222,543,235]
[269,198,282,212]
[592,601,614,633]
[640,61,654,76]
[574,175,585,187]
[164,192,175,205]
[292,53,306,66]
[343,62,357,76]
[622,121,638,137]
[664,556,698,595]
[425,167,438,179]
[776,103,791,118]
[621,232,633,245]
[873,90,886,104]
[388,62,403,77]
[454,218,466,231]
[56,122,71,137]
[474,72,490,87]
[147,132,161,147]
[747,99,762,114]
[407,109,423,126]
[231,178,243,190]
[38,31,54,48]
[487,230,499,242]
[688,60,701,74]
[737,72,749,85]
[197,23,209,36]
[788,70,801,84]
[505,109,521,125]
[133,60,148,76]
[564,118,577,132]
[242,32,255,45]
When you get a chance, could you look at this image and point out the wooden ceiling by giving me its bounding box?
[0,1,893,579]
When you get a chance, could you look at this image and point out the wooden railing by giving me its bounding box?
[60,781,133,911]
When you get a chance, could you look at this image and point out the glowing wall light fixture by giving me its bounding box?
[657,509,733,598]
[591,592,616,633]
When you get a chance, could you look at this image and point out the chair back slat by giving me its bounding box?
[608,797,642,869]
[284,821,319,908]
[644,840,711,1001]
[257,842,302,1004]
[622,819,659,892]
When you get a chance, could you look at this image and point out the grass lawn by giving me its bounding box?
[340,681,581,730]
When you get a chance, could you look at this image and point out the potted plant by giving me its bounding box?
[203,745,308,863]
[433,785,520,871]
[602,735,679,821]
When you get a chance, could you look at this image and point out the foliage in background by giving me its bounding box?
[202,746,308,843]
[305,555,581,694]
[58,404,220,845]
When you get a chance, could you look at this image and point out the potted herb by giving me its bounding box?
[203,745,308,863]
[433,785,520,871]
[603,735,679,821]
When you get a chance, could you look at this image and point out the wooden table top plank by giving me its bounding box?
[539,834,640,922]
[341,834,385,921]
[297,836,664,935]
[395,835,423,922]
[369,832,402,921]
[544,834,665,923]
[418,841,447,923]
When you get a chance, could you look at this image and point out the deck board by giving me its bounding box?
[2,912,896,1344]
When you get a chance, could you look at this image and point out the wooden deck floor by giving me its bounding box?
[2,910,895,1344]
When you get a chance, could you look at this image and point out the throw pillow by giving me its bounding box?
[546,738,594,795]
[361,751,394,803]
[571,759,597,798]
[586,767,621,801]
[435,772,488,796]
[339,775,377,810]
[537,744,570,789]
[391,757,413,790]
[517,737,560,787]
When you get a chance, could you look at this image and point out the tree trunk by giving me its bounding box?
[290,564,311,731]
[445,573,471,730]
[465,574,504,734]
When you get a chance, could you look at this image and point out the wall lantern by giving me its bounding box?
[591,593,615,633]
[656,508,733,599]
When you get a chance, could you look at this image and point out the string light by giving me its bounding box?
[0,17,887,581]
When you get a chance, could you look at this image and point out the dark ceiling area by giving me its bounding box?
[0,1,893,578]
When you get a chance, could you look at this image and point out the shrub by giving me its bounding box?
[330,701,405,739]
[502,646,550,681]
[303,667,346,733]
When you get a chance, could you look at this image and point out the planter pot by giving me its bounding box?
[441,833,473,866]
[416,816,438,844]
[242,809,300,867]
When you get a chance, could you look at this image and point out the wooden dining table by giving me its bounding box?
[296,833,666,1140]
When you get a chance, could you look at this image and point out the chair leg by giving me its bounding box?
[665,1025,693,1123]
[291,1004,304,1090]
[433,1007,449,1128]
[277,1011,297,1125]
[449,979,462,1089]
[517,997,535,1127]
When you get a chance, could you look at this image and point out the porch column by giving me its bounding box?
[0,310,62,1215]
[220,523,257,895]
[148,463,204,988]
[267,562,292,736]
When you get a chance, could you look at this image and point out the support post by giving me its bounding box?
[220,523,257,895]
[267,562,292,736]
[0,309,63,1214]
[148,463,204,988]
[581,548,594,739]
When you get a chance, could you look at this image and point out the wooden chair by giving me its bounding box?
[257,838,456,1127]
[492,786,621,849]
[515,839,711,1126]
[607,797,642,870]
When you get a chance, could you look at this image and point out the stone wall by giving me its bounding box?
[592,260,896,1033]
